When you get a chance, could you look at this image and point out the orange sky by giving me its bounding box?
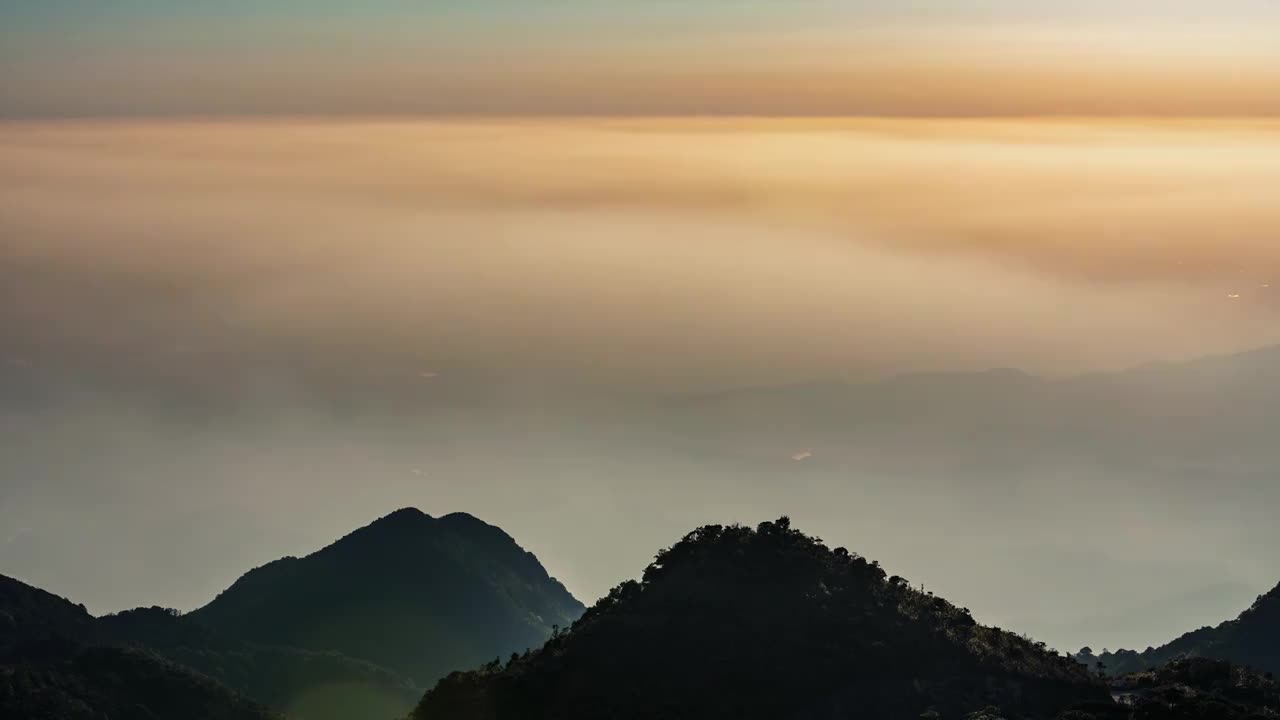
[5,117,1280,385]
[4,9,1280,117]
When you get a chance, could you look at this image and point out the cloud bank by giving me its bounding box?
[4,119,1280,390]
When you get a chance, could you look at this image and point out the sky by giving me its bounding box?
[3,1,1280,656]
[4,1,1280,116]
[5,118,1280,386]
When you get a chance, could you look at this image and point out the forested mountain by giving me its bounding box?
[0,573,94,663]
[6,514,1278,720]
[3,509,582,720]
[9,340,1280,655]
[1,575,278,720]
[1,646,286,720]
[1110,658,1279,719]
[190,509,584,688]
[94,607,420,720]
[1061,658,1280,720]
[1082,583,1280,678]
[413,518,1109,720]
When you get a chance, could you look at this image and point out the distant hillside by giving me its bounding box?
[413,518,1108,720]
[1082,582,1280,677]
[0,575,278,720]
[670,343,1280,469]
[95,606,420,720]
[1064,658,1280,720]
[191,509,585,688]
[3,510,583,720]
[0,573,94,663]
[1,647,283,720]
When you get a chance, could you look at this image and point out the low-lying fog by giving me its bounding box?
[4,118,1280,654]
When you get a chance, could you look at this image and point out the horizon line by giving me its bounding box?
[7,112,1280,124]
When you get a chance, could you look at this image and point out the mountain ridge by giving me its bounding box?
[1,574,280,720]
[413,517,1110,720]
[1085,582,1280,677]
[190,508,585,688]
[4,508,585,720]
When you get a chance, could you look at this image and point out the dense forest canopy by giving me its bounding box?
[414,518,1107,720]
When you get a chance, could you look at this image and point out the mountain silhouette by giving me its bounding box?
[1,574,278,720]
[1083,582,1280,677]
[413,517,1109,720]
[94,606,420,720]
[1099,657,1280,719]
[0,572,94,663]
[190,509,584,689]
[4,509,583,720]
[2,646,284,720]
[670,342,1280,467]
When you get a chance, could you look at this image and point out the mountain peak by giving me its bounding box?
[1,574,94,662]
[375,507,431,523]
[415,518,1106,720]
[1240,581,1280,618]
[438,511,509,539]
[329,507,435,549]
[191,509,584,690]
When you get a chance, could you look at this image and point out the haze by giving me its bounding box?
[5,117,1280,655]
[4,0,1280,663]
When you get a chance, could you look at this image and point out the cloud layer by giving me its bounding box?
[5,119,1280,389]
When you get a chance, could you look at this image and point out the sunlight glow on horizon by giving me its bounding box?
[3,2,1280,117]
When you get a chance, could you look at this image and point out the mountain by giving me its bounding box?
[1083,582,1280,677]
[190,509,585,689]
[1,646,283,720]
[2,569,426,720]
[670,344,1280,467]
[4,508,583,720]
[654,346,1280,536]
[0,572,94,663]
[1089,657,1280,720]
[94,606,420,720]
[9,340,1280,655]
[658,345,1280,651]
[1,574,278,720]
[413,517,1109,720]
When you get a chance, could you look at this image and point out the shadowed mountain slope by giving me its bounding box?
[413,518,1109,720]
[1066,658,1280,720]
[1084,582,1280,678]
[94,606,420,720]
[191,509,584,688]
[1,646,283,720]
[4,509,582,720]
[1,575,278,720]
[0,573,94,663]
